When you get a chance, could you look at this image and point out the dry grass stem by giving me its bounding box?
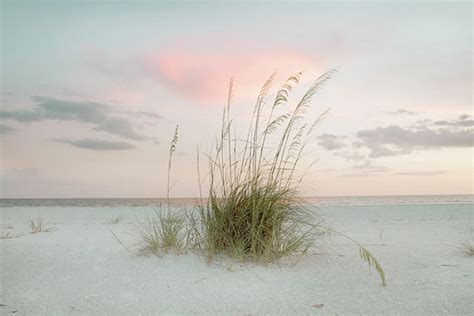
[28,217,51,234]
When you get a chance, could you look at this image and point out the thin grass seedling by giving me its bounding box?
[28,217,51,234]
[107,216,122,224]
[457,240,474,257]
[111,230,131,252]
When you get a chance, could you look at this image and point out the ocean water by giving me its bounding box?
[0,194,472,208]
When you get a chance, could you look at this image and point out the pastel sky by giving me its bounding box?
[0,0,472,198]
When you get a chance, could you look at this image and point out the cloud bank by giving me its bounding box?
[317,113,473,175]
[317,134,346,150]
[0,97,161,145]
[55,138,135,150]
[393,171,446,176]
[357,116,473,158]
[386,109,417,116]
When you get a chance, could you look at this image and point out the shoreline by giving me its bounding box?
[1,194,473,208]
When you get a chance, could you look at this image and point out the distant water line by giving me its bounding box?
[0,195,472,208]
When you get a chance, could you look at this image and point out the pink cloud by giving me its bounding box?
[144,43,323,104]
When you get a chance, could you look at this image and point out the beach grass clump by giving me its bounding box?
[190,71,333,262]
[143,70,386,285]
[194,185,317,261]
[28,217,50,234]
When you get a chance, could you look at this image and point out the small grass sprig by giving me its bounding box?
[458,240,474,257]
[359,246,386,286]
[138,125,190,256]
[28,217,51,234]
[138,208,189,256]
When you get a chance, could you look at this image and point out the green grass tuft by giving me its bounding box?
[138,208,190,256]
[138,125,191,256]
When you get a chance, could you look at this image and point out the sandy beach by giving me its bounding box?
[1,201,472,315]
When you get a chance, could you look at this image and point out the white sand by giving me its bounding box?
[1,204,473,315]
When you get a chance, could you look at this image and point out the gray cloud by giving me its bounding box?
[386,109,417,116]
[55,138,135,150]
[317,134,346,150]
[0,109,43,122]
[340,173,373,178]
[456,120,474,127]
[0,124,17,135]
[357,124,473,158]
[337,161,391,177]
[0,97,161,141]
[393,171,446,176]
[351,162,391,173]
[340,169,446,177]
[318,113,473,165]
[433,120,449,126]
[310,113,471,177]
[432,116,473,127]
[339,151,365,161]
[117,110,162,120]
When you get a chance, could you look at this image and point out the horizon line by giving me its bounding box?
[1,193,473,200]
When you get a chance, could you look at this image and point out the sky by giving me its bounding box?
[0,0,472,198]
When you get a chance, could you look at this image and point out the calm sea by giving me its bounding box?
[0,195,472,207]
